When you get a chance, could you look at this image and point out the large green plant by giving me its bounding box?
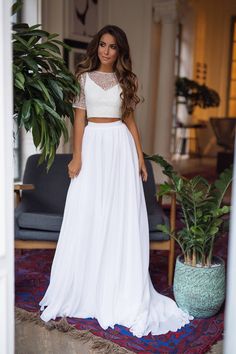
[12,2,79,169]
[145,154,232,267]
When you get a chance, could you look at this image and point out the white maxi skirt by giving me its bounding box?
[39,120,192,338]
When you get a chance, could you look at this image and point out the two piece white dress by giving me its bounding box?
[39,71,193,338]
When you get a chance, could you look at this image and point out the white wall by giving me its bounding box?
[42,0,63,42]
[0,1,14,353]
[92,0,154,153]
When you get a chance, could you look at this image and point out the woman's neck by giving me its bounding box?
[97,64,114,73]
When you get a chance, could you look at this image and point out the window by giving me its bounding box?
[227,16,236,117]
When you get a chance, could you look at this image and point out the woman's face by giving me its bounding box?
[98,33,118,69]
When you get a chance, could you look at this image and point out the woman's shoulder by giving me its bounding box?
[77,71,88,79]
[77,72,88,86]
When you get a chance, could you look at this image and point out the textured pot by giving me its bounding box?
[173,255,225,318]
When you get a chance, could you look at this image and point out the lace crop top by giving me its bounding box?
[72,71,123,118]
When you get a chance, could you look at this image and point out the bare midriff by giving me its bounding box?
[87,117,121,123]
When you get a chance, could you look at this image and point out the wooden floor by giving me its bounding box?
[15,318,92,354]
[15,318,223,354]
[15,157,224,354]
[172,156,217,176]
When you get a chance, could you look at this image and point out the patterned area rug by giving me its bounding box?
[15,233,227,354]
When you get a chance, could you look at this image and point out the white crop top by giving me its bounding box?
[73,71,136,118]
[73,71,122,118]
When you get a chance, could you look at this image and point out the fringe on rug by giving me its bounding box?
[15,307,133,354]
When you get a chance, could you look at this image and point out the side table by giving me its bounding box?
[175,122,207,156]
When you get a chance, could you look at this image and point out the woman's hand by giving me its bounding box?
[68,157,82,179]
[139,158,148,182]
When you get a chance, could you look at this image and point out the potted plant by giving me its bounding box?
[145,154,232,318]
[12,1,80,169]
[175,77,220,124]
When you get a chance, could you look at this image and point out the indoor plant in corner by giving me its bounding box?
[145,154,232,318]
[12,1,80,169]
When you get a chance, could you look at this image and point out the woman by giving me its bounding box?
[39,25,193,338]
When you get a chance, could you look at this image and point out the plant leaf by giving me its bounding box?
[12,0,23,15]
[13,34,30,49]
[47,79,63,100]
[36,42,61,55]
[31,115,41,147]
[22,56,39,71]
[43,103,62,120]
[157,224,170,234]
[21,100,32,122]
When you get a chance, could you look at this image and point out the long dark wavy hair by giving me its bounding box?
[75,25,140,118]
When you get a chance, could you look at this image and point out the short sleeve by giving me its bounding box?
[72,73,86,110]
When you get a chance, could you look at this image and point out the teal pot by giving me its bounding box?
[173,255,225,318]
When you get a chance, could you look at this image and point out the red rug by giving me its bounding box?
[15,233,227,353]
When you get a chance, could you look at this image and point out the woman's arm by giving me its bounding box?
[123,112,148,182]
[68,108,86,179]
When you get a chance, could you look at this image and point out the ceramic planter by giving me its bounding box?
[173,255,225,318]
